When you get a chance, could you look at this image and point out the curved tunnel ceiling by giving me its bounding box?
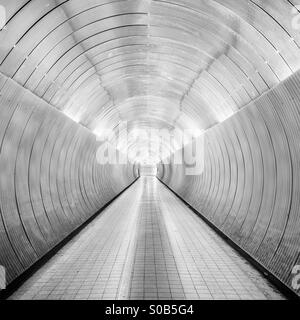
[1,0,300,162]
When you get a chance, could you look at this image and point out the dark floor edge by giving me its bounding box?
[0,177,140,301]
[157,177,300,300]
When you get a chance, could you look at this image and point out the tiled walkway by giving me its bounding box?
[9,177,284,300]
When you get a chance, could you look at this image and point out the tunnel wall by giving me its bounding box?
[158,71,300,296]
[0,72,136,285]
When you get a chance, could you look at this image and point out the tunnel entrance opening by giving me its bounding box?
[139,164,158,177]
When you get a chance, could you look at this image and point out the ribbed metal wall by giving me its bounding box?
[0,72,136,285]
[158,70,300,296]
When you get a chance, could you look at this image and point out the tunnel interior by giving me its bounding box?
[0,0,300,298]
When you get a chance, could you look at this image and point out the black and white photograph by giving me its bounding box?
[0,0,299,311]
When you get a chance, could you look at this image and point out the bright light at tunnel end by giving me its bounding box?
[94,121,205,176]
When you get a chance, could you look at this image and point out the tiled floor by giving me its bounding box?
[9,177,284,300]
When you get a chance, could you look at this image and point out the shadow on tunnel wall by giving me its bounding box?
[0,72,136,286]
[158,70,300,297]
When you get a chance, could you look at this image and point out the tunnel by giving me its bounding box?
[0,0,300,301]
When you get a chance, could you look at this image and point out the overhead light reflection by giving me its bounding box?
[63,110,80,123]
